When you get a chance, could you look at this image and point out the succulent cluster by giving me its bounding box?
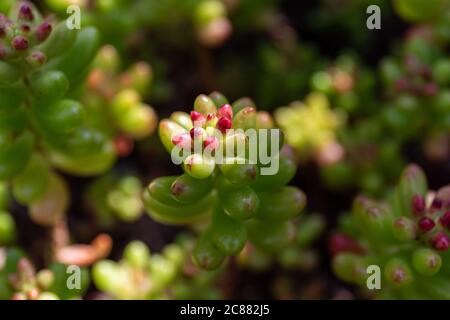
[85,174,144,227]
[275,92,345,165]
[331,164,450,299]
[0,247,90,300]
[93,237,223,300]
[238,214,325,272]
[144,92,306,269]
[82,45,157,156]
[44,0,232,48]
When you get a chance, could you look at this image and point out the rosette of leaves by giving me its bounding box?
[237,213,325,272]
[330,164,450,299]
[0,247,90,300]
[92,238,223,300]
[275,92,345,165]
[82,45,157,156]
[85,173,144,227]
[144,92,307,270]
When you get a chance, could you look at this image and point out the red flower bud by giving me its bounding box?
[171,133,192,149]
[190,127,204,139]
[432,232,450,251]
[36,22,52,42]
[204,136,218,150]
[439,211,450,229]
[394,78,408,92]
[418,217,435,232]
[114,135,134,157]
[19,3,34,21]
[217,116,232,133]
[11,36,28,51]
[190,110,205,127]
[412,194,425,216]
[217,104,233,119]
[329,233,364,255]
[26,51,46,66]
[21,24,30,33]
[431,198,443,210]
[422,82,438,97]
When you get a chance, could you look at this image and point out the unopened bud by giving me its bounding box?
[18,3,34,21]
[432,232,450,251]
[11,36,29,51]
[217,116,232,133]
[36,22,52,42]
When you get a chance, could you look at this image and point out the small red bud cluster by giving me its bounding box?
[172,104,234,153]
[411,194,450,251]
[0,3,52,63]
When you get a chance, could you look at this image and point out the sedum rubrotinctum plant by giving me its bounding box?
[0,2,156,226]
[143,92,307,270]
[93,237,223,300]
[331,164,450,299]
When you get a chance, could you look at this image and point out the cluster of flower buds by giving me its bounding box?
[85,173,144,227]
[85,45,157,156]
[330,164,450,299]
[0,3,134,227]
[379,34,450,159]
[0,248,89,300]
[0,2,52,67]
[145,92,306,270]
[275,92,345,166]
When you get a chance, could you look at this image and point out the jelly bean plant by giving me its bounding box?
[331,164,450,299]
[143,92,307,270]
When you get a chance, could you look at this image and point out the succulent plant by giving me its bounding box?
[331,164,450,299]
[0,247,90,300]
[275,92,345,165]
[44,0,232,48]
[82,45,157,156]
[238,213,325,272]
[92,237,223,299]
[85,173,144,227]
[143,92,306,270]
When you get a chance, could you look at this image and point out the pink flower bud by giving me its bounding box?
[431,198,443,210]
[11,36,28,51]
[204,136,218,150]
[412,194,425,216]
[432,232,450,251]
[36,21,52,42]
[19,3,34,21]
[418,217,435,232]
[217,116,232,133]
[171,133,192,150]
[190,110,205,127]
[422,82,438,97]
[217,104,233,119]
[329,233,364,255]
[439,211,450,229]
